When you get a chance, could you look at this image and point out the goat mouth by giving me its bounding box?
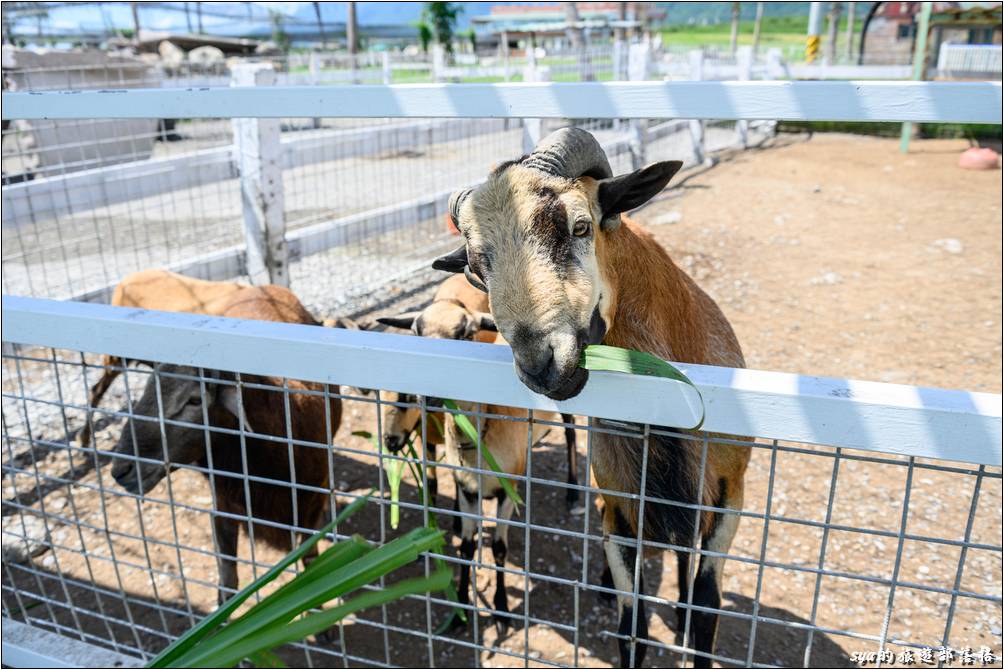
[112,463,166,495]
[516,365,589,401]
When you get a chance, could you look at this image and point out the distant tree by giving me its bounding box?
[269,10,290,53]
[464,27,476,53]
[422,2,461,54]
[415,20,432,53]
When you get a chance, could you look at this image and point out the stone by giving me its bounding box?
[2,514,51,563]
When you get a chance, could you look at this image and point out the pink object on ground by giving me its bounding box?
[958,147,1000,170]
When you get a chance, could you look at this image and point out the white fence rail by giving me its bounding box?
[2,296,1001,467]
[4,81,1001,123]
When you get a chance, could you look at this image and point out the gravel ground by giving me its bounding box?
[2,133,1001,668]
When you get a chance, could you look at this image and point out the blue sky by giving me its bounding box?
[9,2,492,37]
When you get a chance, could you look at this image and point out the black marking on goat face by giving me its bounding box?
[529,187,573,268]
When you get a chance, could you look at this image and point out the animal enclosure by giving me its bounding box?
[2,75,1002,669]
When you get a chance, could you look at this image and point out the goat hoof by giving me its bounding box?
[564,489,580,510]
[598,589,615,607]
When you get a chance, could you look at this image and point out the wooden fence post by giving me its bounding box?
[687,50,708,166]
[628,42,651,170]
[231,63,288,287]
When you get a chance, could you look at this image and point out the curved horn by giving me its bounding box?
[448,187,474,229]
[522,127,613,182]
[522,127,621,230]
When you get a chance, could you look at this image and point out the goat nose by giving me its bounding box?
[384,434,403,453]
[515,345,555,379]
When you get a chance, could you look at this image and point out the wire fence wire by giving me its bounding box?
[2,342,1001,668]
[1,109,772,319]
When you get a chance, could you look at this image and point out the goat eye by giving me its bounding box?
[185,396,201,406]
[572,218,592,237]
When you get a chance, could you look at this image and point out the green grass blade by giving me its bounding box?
[192,568,453,669]
[171,528,445,667]
[387,456,405,529]
[237,538,372,623]
[580,344,706,430]
[247,650,287,668]
[148,492,373,668]
[441,399,524,509]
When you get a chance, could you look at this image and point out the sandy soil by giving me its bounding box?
[2,133,1001,668]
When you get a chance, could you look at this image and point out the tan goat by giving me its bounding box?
[434,127,750,667]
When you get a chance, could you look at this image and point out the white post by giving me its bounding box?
[687,50,708,166]
[736,45,753,148]
[521,64,549,154]
[432,44,446,82]
[612,39,626,80]
[381,51,391,84]
[309,52,321,129]
[231,63,288,287]
[627,42,651,170]
[501,30,510,81]
[766,47,784,79]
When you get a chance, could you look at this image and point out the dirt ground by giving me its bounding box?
[2,133,1001,668]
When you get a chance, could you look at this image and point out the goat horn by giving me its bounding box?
[448,188,473,229]
[522,127,613,182]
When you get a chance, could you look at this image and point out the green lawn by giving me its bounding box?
[660,15,862,52]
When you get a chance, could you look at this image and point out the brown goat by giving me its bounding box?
[110,285,340,604]
[434,128,750,667]
[79,269,247,449]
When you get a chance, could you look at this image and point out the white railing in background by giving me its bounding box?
[938,43,1003,78]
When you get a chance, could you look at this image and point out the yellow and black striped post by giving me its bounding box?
[806,2,823,63]
[805,34,821,63]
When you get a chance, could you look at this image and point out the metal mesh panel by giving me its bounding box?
[3,341,1000,667]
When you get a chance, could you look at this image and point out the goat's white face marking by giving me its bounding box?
[457,165,609,400]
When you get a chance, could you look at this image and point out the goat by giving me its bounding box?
[110,285,341,605]
[376,274,580,510]
[439,343,575,638]
[433,127,750,667]
[78,269,247,449]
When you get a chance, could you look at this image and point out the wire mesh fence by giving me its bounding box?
[1,327,1001,668]
[1,108,771,315]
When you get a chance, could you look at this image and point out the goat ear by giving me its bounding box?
[474,311,497,332]
[218,386,255,434]
[597,161,683,229]
[376,312,420,330]
[432,245,468,273]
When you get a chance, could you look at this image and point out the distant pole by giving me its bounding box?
[729,1,740,55]
[826,2,841,65]
[900,2,932,154]
[184,2,193,33]
[806,2,823,62]
[196,2,203,34]
[752,2,764,55]
[614,1,626,42]
[130,2,142,44]
[845,1,856,60]
[313,2,326,50]
[346,2,357,54]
